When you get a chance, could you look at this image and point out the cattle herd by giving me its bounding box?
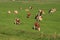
[7,6,56,31]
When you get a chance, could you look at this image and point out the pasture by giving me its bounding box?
[0,0,60,40]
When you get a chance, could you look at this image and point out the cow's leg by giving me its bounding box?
[33,26,35,30]
[38,27,40,31]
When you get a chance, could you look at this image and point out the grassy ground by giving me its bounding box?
[0,0,60,40]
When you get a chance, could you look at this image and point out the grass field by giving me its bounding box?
[0,0,60,40]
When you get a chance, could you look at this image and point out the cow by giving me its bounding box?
[14,10,18,14]
[49,8,56,14]
[38,9,45,16]
[8,10,11,14]
[26,12,31,18]
[35,15,42,21]
[14,18,20,25]
[33,22,40,31]
[29,6,33,9]
[35,10,44,21]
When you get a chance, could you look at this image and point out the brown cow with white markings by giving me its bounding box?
[14,18,20,25]
[33,22,40,31]
[26,12,31,18]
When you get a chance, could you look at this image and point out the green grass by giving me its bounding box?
[0,0,60,40]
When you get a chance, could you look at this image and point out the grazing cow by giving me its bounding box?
[8,10,11,14]
[27,12,31,18]
[49,8,56,14]
[38,9,45,16]
[33,22,40,31]
[14,18,20,25]
[14,10,18,14]
[35,14,38,19]
[35,15,42,21]
[35,10,44,21]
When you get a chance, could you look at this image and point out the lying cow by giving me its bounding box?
[33,22,40,31]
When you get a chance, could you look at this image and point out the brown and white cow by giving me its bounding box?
[35,10,44,21]
[38,9,45,16]
[35,15,42,21]
[34,22,40,31]
[26,12,31,18]
[49,8,56,14]
[14,18,20,25]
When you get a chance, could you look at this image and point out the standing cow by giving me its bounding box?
[38,9,45,16]
[33,22,40,31]
[49,8,56,14]
[35,10,44,21]
[35,15,42,21]
[26,12,31,18]
[14,18,20,25]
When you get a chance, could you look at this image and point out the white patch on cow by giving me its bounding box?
[38,16,42,21]
[38,27,40,31]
